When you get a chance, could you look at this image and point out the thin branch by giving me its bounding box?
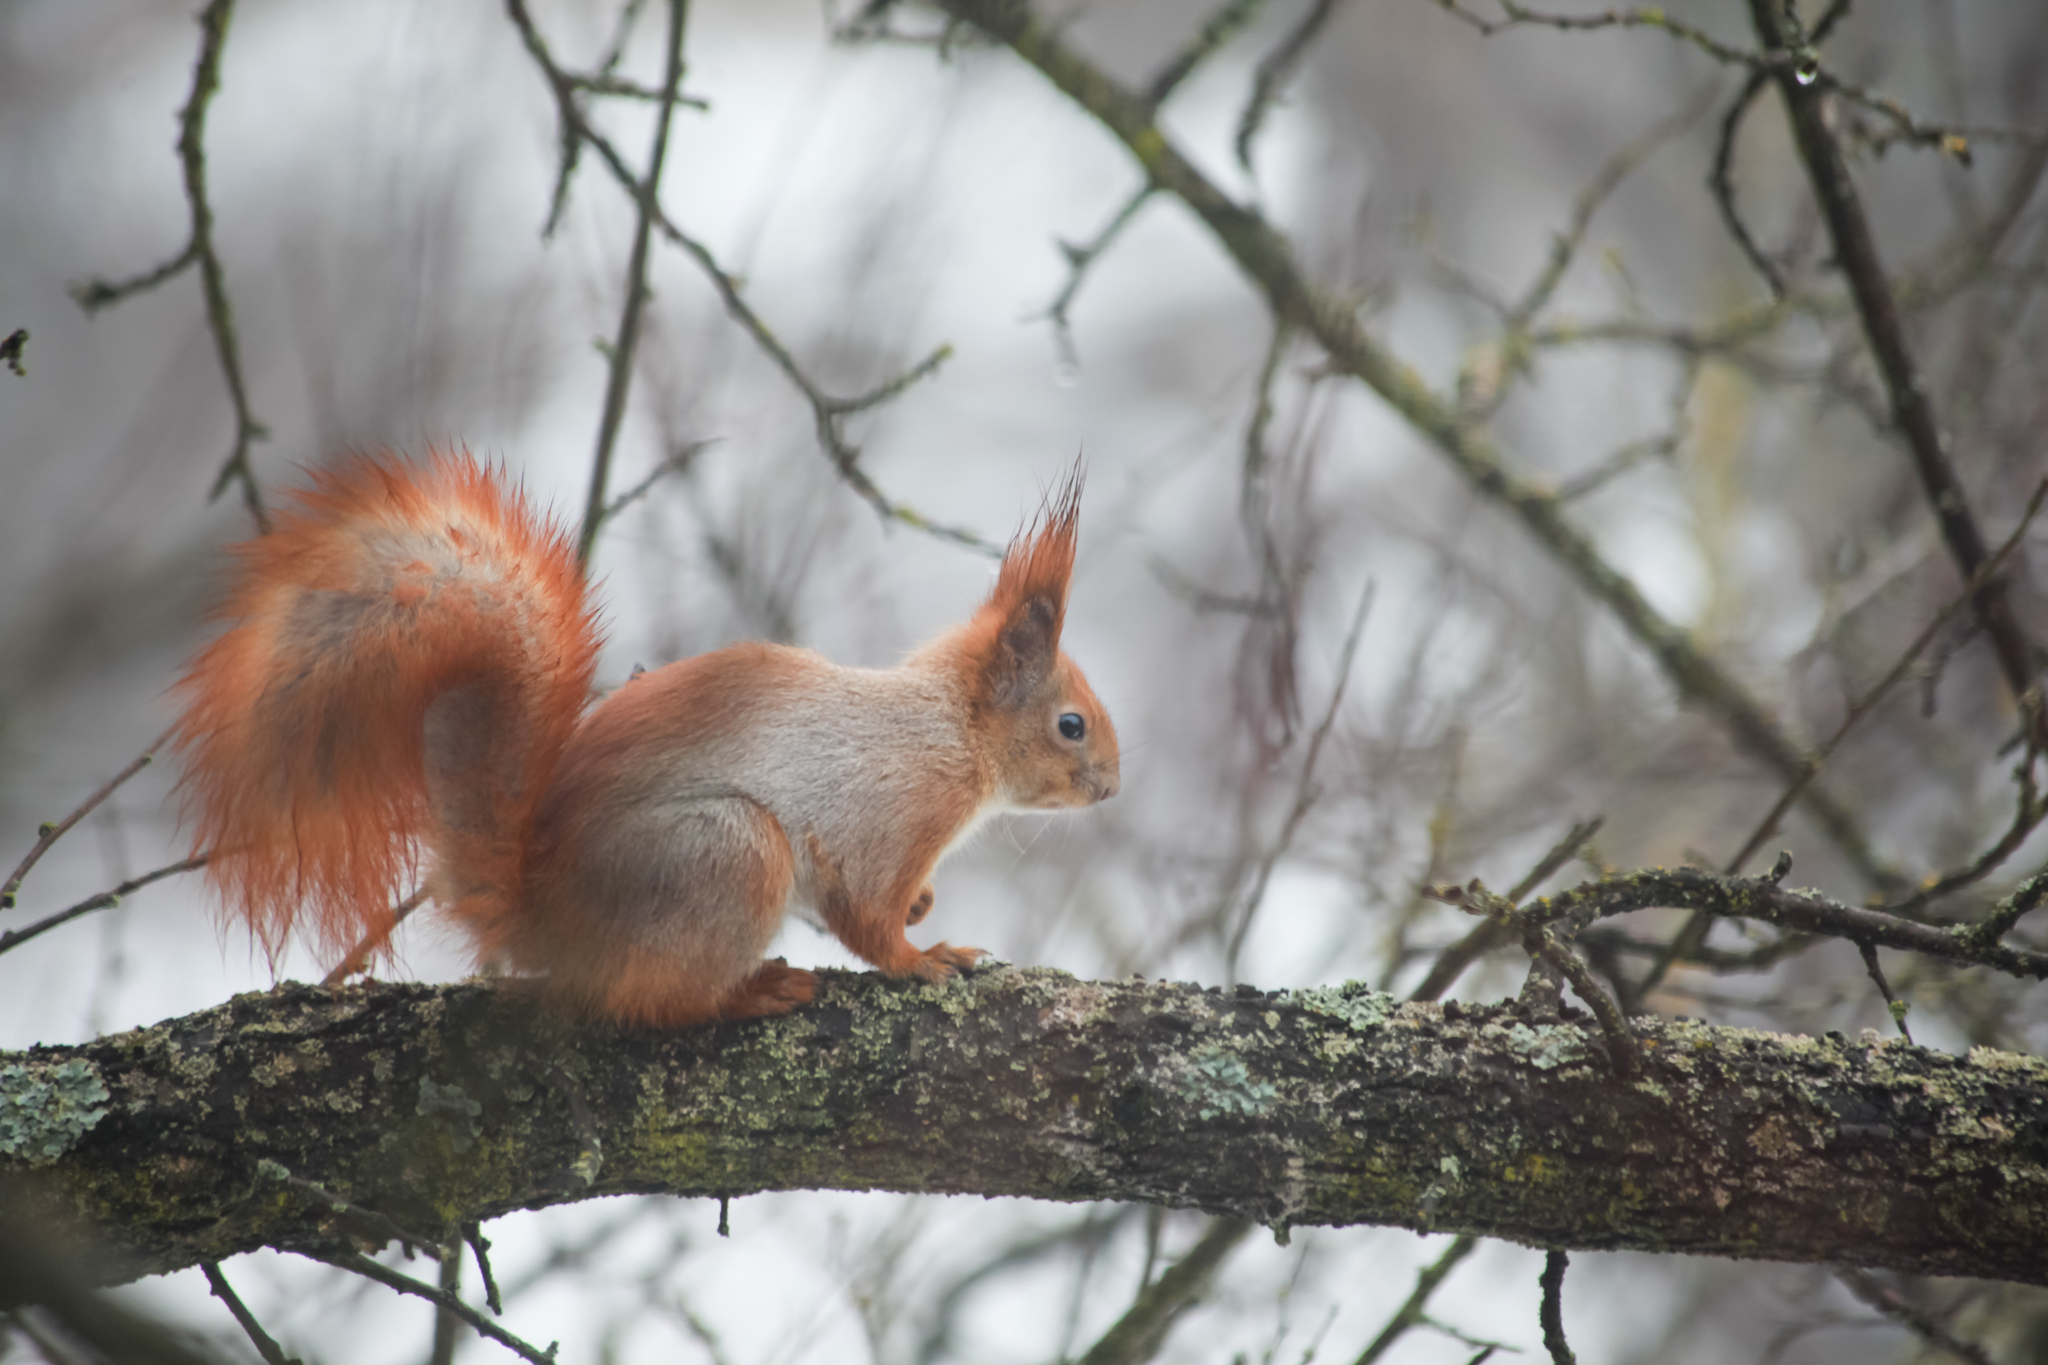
[256,1160,452,1261]
[1553,357,1695,500]
[1748,0,2044,749]
[1524,862,2048,981]
[71,0,274,528]
[429,1242,463,1365]
[1708,70,1783,296]
[1225,580,1375,971]
[1041,185,1155,371]
[598,438,716,527]
[203,1262,301,1365]
[566,73,707,106]
[306,1252,558,1365]
[1146,0,1270,109]
[1352,1235,1480,1365]
[933,0,1896,890]
[0,855,208,958]
[1073,1218,1254,1365]
[507,0,984,555]
[1876,765,2046,920]
[1529,933,1639,1074]
[1407,819,1603,1003]
[319,886,429,986]
[1236,0,1349,170]
[1426,878,1643,1074]
[1538,1250,1575,1365]
[1855,942,1914,1044]
[3,729,172,911]
[576,0,691,570]
[1834,1268,1996,1365]
[182,0,268,531]
[1431,1,1766,70]
[1725,477,2048,877]
[464,1224,504,1317]
[0,328,25,376]
[1508,85,1718,331]
[1238,314,1303,739]
[915,1210,1131,1365]
[1952,867,2048,956]
[69,243,199,316]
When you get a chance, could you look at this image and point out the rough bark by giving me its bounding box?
[2,968,2044,1287]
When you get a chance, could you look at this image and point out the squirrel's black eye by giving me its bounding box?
[1058,712,1085,741]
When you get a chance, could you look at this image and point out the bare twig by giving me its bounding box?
[465,1223,504,1317]
[1707,71,1783,296]
[70,0,268,530]
[1042,185,1155,371]
[1877,763,2045,920]
[70,245,198,317]
[1525,863,2048,981]
[1509,86,1718,332]
[915,1209,1131,1365]
[933,0,1895,889]
[1834,1268,1996,1365]
[319,886,429,986]
[203,1262,301,1365]
[1538,1250,1575,1365]
[1553,357,1696,500]
[0,855,209,958]
[1748,0,2044,750]
[1855,942,1914,1044]
[576,0,691,570]
[1726,478,2048,878]
[256,1160,452,1260]
[506,0,984,554]
[1352,1235,1480,1365]
[1073,1218,1254,1365]
[1238,315,1303,739]
[1,328,26,377]
[1147,0,1270,108]
[1236,0,1349,170]
[306,1252,558,1365]
[3,729,172,911]
[1700,0,1851,295]
[1427,878,1642,1074]
[1432,1,1764,70]
[1408,818,1603,1003]
[1225,580,1375,971]
[599,439,716,527]
[429,1242,463,1365]
[1952,867,2048,955]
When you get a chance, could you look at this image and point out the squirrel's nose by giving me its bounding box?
[1092,769,1120,802]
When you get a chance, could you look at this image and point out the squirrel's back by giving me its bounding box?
[172,451,601,963]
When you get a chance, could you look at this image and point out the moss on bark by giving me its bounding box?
[3,968,2045,1286]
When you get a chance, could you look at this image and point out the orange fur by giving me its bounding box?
[172,449,600,963]
[173,452,1117,1027]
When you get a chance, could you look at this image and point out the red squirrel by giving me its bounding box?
[172,450,1119,1026]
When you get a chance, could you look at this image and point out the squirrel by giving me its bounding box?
[171,449,1120,1027]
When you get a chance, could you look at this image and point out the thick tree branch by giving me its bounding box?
[5,969,2046,1288]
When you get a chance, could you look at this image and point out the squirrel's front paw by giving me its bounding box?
[905,884,936,925]
[909,942,986,982]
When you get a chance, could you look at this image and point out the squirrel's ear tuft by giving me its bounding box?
[970,464,1084,707]
[985,466,1081,636]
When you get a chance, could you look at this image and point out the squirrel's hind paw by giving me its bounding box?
[721,958,819,1020]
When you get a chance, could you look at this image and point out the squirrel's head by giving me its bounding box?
[962,470,1120,810]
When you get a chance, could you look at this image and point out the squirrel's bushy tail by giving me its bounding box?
[172,450,601,964]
